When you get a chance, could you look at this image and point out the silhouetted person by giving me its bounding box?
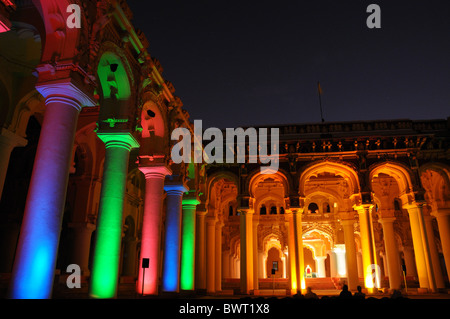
[339,284,352,299]
[304,287,318,299]
[353,285,365,299]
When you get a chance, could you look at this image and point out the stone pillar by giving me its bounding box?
[258,251,264,278]
[68,222,96,275]
[89,132,140,298]
[252,215,259,290]
[333,245,347,278]
[286,209,305,294]
[355,205,380,290]
[432,208,450,283]
[240,209,254,294]
[357,252,363,278]
[341,219,359,291]
[329,251,337,278]
[180,197,200,291]
[404,203,436,291]
[215,221,223,292]
[206,216,216,293]
[9,82,94,299]
[195,209,207,290]
[223,250,230,279]
[379,217,402,290]
[0,128,27,198]
[315,256,327,278]
[424,215,445,289]
[161,182,187,292]
[402,246,418,278]
[136,165,172,295]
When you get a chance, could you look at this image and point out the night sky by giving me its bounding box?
[127,0,450,129]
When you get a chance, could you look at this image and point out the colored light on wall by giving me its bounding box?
[180,199,199,290]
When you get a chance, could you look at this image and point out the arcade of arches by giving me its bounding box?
[0,0,449,298]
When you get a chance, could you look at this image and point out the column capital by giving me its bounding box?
[36,80,96,111]
[238,208,254,215]
[314,256,327,261]
[378,217,396,225]
[97,132,140,150]
[164,181,188,195]
[431,208,450,217]
[206,216,217,225]
[353,203,374,213]
[139,165,172,179]
[196,204,207,216]
[182,198,200,207]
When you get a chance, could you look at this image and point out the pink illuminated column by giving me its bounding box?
[137,165,172,295]
[9,82,94,299]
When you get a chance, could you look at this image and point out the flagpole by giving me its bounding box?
[317,81,324,123]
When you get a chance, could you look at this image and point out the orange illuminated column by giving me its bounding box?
[239,209,254,294]
[340,219,359,291]
[293,209,305,292]
[355,204,380,290]
[205,216,216,293]
[215,220,223,292]
[424,215,445,289]
[379,217,402,290]
[286,211,297,294]
[404,203,436,292]
[432,208,450,282]
[195,209,207,291]
[285,209,305,294]
[252,215,259,291]
[136,165,172,295]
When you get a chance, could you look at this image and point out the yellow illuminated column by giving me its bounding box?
[355,205,380,290]
[404,203,436,291]
[215,220,223,292]
[424,215,445,289]
[431,208,450,284]
[293,210,305,293]
[402,246,417,277]
[340,219,359,291]
[205,216,216,293]
[239,209,254,294]
[379,217,402,290]
[252,215,259,291]
[286,211,298,294]
[195,209,207,291]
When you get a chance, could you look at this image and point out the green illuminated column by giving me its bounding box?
[89,132,139,299]
[180,196,200,291]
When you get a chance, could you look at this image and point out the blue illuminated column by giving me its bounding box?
[162,182,188,292]
[9,82,95,299]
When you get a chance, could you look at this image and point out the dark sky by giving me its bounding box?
[127,0,450,129]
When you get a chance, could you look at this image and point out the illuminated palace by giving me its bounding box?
[0,0,449,299]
